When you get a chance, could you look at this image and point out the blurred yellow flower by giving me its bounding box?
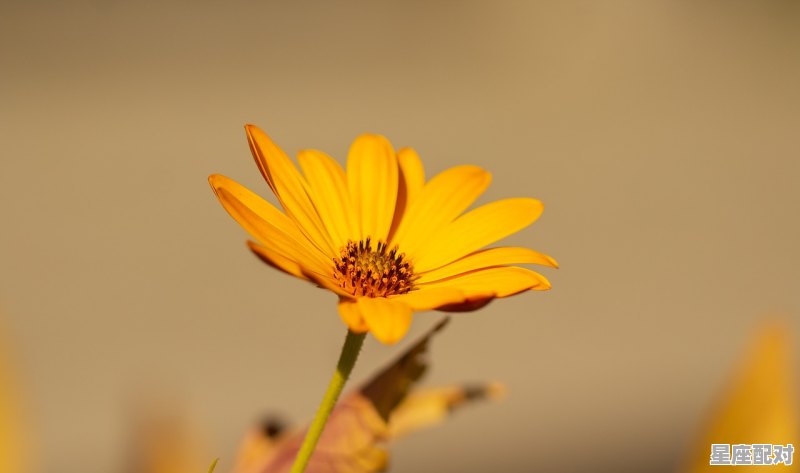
[0,327,31,473]
[210,125,556,344]
[682,320,799,472]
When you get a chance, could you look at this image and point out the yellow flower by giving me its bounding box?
[209,125,556,344]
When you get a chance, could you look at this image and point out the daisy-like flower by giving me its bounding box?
[209,125,556,345]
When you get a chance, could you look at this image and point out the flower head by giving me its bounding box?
[209,125,556,344]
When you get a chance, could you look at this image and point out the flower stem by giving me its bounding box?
[289,329,366,473]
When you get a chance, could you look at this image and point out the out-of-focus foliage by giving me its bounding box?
[232,319,504,473]
[387,383,505,440]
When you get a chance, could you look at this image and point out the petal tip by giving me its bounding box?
[350,133,396,157]
[547,255,560,269]
[527,197,544,211]
[243,123,261,134]
[208,173,228,188]
[208,174,232,199]
[534,275,553,290]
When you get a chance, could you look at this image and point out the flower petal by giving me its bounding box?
[210,181,332,277]
[245,125,336,256]
[389,287,466,311]
[310,272,352,298]
[391,165,491,261]
[247,241,346,297]
[209,174,305,242]
[397,147,426,207]
[413,198,544,272]
[298,149,358,250]
[247,240,310,281]
[388,147,426,242]
[338,299,369,333]
[347,134,398,242]
[356,297,413,345]
[417,246,558,283]
[418,266,551,299]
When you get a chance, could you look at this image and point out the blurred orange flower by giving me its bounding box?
[209,125,556,344]
[682,320,799,472]
[0,327,31,473]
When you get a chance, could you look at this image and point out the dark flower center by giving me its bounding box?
[333,237,415,297]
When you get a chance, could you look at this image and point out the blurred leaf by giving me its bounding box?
[360,318,449,422]
[682,320,799,472]
[233,318,504,473]
[387,383,506,439]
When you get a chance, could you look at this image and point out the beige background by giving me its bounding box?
[1,1,799,472]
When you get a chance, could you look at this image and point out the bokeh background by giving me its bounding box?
[1,1,799,472]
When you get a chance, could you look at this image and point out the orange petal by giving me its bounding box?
[391,165,491,260]
[418,246,558,283]
[389,287,466,311]
[247,241,310,281]
[388,147,427,242]
[397,148,425,206]
[209,174,306,244]
[298,149,359,249]
[413,198,544,272]
[250,242,350,298]
[247,242,346,298]
[212,184,331,273]
[244,125,336,256]
[356,297,413,345]
[347,134,398,242]
[419,266,551,300]
[338,299,369,333]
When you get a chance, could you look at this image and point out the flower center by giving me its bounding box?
[333,237,415,297]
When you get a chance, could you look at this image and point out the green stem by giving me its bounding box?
[289,329,366,473]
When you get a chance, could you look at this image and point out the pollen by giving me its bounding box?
[333,237,415,297]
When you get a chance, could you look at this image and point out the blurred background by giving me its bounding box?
[1,1,799,472]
